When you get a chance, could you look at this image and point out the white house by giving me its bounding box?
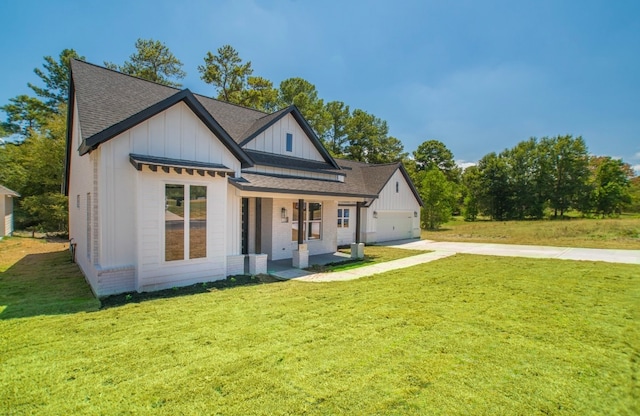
[0,184,19,238]
[64,60,423,297]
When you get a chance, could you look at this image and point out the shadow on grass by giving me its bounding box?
[0,250,100,320]
[100,274,283,309]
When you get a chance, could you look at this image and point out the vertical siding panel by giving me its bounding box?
[165,106,181,158]
[181,106,196,161]
[149,114,165,156]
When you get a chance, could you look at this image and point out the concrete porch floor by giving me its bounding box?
[267,251,353,279]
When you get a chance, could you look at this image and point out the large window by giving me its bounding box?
[165,184,207,261]
[292,202,322,241]
[337,208,350,228]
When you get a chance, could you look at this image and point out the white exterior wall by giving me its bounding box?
[365,169,421,242]
[68,99,101,293]
[0,195,10,236]
[227,186,241,256]
[70,100,244,296]
[243,114,325,162]
[135,169,228,292]
[264,198,337,261]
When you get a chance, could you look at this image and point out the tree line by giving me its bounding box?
[0,39,638,232]
[414,136,637,228]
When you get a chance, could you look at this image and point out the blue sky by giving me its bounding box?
[1,0,639,171]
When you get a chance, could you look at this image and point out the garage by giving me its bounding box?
[375,211,414,242]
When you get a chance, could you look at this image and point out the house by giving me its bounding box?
[0,184,19,238]
[64,60,423,297]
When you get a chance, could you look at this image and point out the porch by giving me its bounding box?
[267,251,353,279]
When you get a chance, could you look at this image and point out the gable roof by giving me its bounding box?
[64,60,422,205]
[239,106,340,169]
[337,159,424,206]
[0,184,19,197]
[68,60,252,166]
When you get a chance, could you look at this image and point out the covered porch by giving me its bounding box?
[229,182,374,273]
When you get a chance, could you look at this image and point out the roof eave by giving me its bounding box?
[229,179,378,199]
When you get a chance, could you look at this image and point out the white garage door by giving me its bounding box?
[376,211,413,242]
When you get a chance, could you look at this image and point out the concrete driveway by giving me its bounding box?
[385,239,640,265]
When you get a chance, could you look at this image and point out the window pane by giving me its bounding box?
[309,203,322,220]
[338,218,342,228]
[344,219,349,228]
[286,133,293,152]
[165,184,185,261]
[344,209,349,218]
[308,222,321,239]
[189,186,207,259]
[338,209,342,218]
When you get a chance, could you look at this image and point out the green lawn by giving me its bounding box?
[1,238,638,415]
[306,245,427,272]
[422,216,640,249]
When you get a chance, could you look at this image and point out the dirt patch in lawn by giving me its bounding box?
[100,274,282,309]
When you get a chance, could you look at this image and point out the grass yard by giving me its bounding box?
[0,237,100,319]
[422,216,640,249]
[307,245,427,272]
[1,238,638,414]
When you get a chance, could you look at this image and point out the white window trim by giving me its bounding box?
[162,181,209,264]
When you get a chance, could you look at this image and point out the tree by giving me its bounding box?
[626,176,640,213]
[238,76,279,112]
[544,135,590,218]
[28,49,84,111]
[343,109,406,163]
[477,152,511,220]
[591,157,632,216]
[106,38,185,87]
[420,169,455,230]
[501,138,549,219]
[198,44,252,102]
[1,95,50,136]
[324,101,350,156]
[278,77,330,137]
[0,105,68,231]
[413,140,457,180]
[461,165,482,221]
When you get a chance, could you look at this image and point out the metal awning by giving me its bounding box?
[129,154,235,177]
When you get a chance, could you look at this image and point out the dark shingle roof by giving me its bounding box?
[230,172,378,199]
[66,60,421,205]
[70,59,267,146]
[336,159,424,206]
[245,150,342,174]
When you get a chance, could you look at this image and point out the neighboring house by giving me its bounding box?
[64,60,423,297]
[0,184,19,238]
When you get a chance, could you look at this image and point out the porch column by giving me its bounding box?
[351,201,364,259]
[297,198,304,245]
[293,199,308,268]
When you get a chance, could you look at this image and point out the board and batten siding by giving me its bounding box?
[135,170,228,292]
[97,101,242,270]
[243,114,325,162]
[364,169,421,242]
[68,99,101,294]
[69,100,245,296]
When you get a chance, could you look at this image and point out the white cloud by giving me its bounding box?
[456,160,477,171]
[632,165,640,175]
